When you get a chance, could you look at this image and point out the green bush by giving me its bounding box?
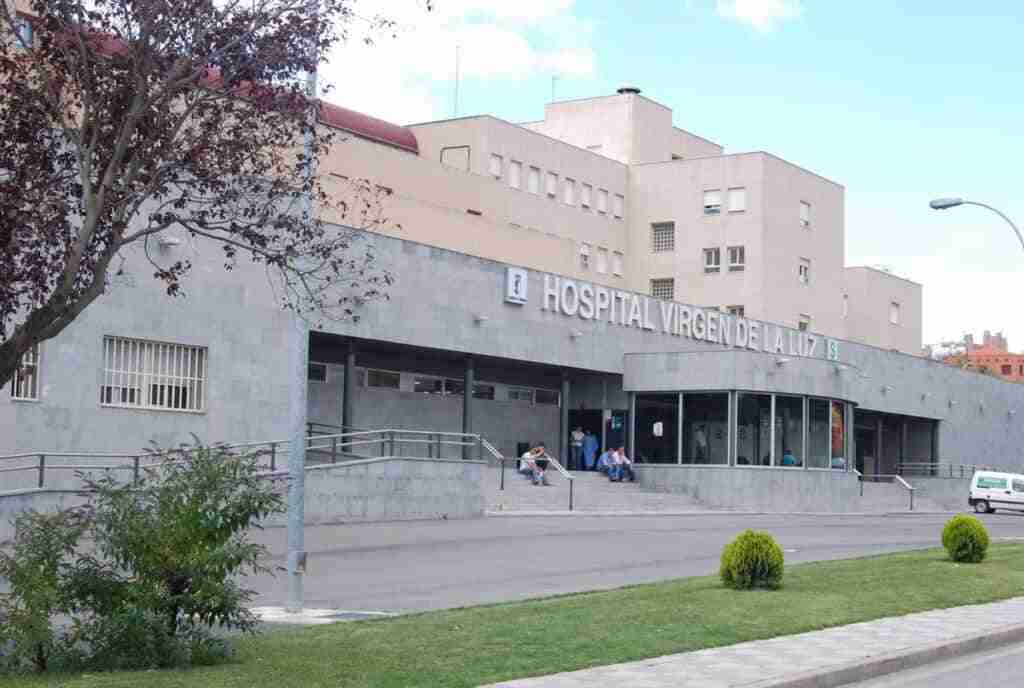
[942,514,989,563]
[720,530,785,590]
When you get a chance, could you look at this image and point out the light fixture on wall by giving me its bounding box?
[979,402,986,413]
[570,330,584,339]
[1009,409,1016,418]
[473,314,489,325]
[880,385,894,394]
[949,399,959,408]
[921,392,931,402]
[775,357,790,366]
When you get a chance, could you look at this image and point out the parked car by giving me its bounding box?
[969,471,1024,514]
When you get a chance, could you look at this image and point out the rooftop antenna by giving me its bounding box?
[453,44,460,117]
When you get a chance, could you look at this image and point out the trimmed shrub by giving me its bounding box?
[942,514,989,563]
[720,530,785,590]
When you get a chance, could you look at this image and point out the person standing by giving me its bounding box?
[582,430,599,471]
[570,427,584,470]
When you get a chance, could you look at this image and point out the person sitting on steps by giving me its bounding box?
[608,446,635,483]
[518,444,550,486]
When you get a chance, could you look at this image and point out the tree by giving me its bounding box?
[0,0,406,387]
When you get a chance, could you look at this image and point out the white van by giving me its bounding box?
[969,471,1024,513]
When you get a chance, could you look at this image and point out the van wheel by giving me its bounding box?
[974,500,990,514]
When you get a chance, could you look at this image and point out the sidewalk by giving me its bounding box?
[482,597,1024,688]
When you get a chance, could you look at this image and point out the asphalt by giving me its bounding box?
[247,510,1024,613]
[849,641,1024,687]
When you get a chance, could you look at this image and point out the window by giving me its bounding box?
[728,187,746,213]
[308,362,328,383]
[527,166,541,194]
[563,178,575,205]
[366,369,400,389]
[581,183,593,209]
[728,245,745,271]
[1014,479,1024,493]
[842,294,849,319]
[613,194,624,219]
[596,247,608,274]
[597,189,609,214]
[890,301,901,325]
[798,314,811,331]
[579,243,591,270]
[737,393,772,466]
[413,377,445,395]
[612,252,624,276]
[703,189,722,215]
[440,146,470,171]
[489,153,503,178]
[509,161,522,189]
[11,345,39,401]
[101,336,206,412]
[976,476,1007,489]
[546,171,558,198]
[800,201,811,228]
[798,258,811,284]
[534,389,560,406]
[444,378,464,396]
[650,278,675,301]
[726,305,745,317]
[508,387,533,402]
[1002,365,1013,375]
[472,384,496,400]
[651,222,675,252]
[704,247,721,273]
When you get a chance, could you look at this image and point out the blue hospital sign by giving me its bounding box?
[505,267,528,305]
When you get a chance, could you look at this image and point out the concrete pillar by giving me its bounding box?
[627,391,636,462]
[341,339,356,432]
[462,356,475,459]
[285,315,309,612]
[931,420,940,464]
[875,416,884,476]
[560,371,571,467]
[900,419,909,468]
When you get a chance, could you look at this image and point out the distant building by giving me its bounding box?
[935,331,1024,382]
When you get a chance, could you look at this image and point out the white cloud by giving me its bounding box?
[318,0,596,124]
[715,0,802,32]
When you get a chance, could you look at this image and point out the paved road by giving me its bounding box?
[248,511,1024,613]
[851,642,1024,687]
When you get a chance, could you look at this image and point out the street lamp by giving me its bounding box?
[929,198,1024,252]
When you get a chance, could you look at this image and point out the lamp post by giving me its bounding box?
[929,198,1024,252]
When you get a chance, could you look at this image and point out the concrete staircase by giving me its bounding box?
[857,480,949,513]
[485,467,711,513]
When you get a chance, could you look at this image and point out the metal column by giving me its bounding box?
[560,371,571,467]
[341,339,356,435]
[875,416,884,476]
[627,392,636,460]
[462,356,475,459]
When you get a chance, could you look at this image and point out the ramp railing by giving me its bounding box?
[487,438,574,511]
[857,471,916,511]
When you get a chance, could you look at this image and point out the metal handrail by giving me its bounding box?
[489,438,574,511]
[897,462,991,479]
[857,472,916,511]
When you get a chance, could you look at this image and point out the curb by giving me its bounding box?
[484,510,961,518]
[750,622,1024,688]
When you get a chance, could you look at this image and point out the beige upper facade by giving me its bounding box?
[275,85,922,355]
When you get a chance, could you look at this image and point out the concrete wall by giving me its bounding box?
[909,476,972,511]
[844,266,923,355]
[0,490,90,544]
[634,464,862,512]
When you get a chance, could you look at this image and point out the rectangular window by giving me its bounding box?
[508,387,533,402]
[728,187,746,213]
[527,166,541,194]
[976,476,1007,489]
[1002,365,1013,375]
[800,201,811,228]
[651,222,675,252]
[728,245,745,271]
[579,243,591,271]
[650,278,675,301]
[508,160,522,189]
[534,389,560,406]
[613,194,624,219]
[726,305,745,317]
[472,383,496,400]
[546,171,558,198]
[563,178,575,205]
[703,189,722,215]
[308,362,328,383]
[704,247,721,273]
[101,337,206,412]
[581,183,593,209]
[798,314,811,331]
[737,393,772,466]
[413,376,445,395]
[596,247,608,274]
[597,189,609,214]
[612,251,624,276]
[11,345,40,401]
[798,258,811,284]
[444,378,464,396]
[489,153,503,178]
[890,301,901,325]
[366,369,400,389]
[440,146,470,171]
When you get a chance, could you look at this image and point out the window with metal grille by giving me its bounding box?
[101,337,206,412]
[11,345,39,401]
[651,222,675,252]
[726,305,745,317]
[650,278,675,301]
[308,362,328,383]
[728,245,745,271]
[704,247,721,273]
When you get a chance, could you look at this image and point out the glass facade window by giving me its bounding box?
[774,395,804,467]
[682,393,729,464]
[831,400,847,469]
[635,394,679,464]
[808,398,830,469]
[736,394,772,466]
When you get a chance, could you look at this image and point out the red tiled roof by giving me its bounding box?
[318,102,419,154]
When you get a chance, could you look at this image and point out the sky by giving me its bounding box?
[321,0,1024,351]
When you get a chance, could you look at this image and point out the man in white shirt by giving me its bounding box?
[609,446,635,483]
[518,444,549,486]
[570,427,585,470]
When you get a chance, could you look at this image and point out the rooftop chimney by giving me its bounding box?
[617,86,641,95]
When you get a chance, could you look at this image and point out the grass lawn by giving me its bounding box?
[8,544,1024,688]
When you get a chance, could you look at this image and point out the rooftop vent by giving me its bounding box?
[617,86,641,95]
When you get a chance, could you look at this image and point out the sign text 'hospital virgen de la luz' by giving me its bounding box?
[506,269,840,362]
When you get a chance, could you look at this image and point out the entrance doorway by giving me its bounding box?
[855,426,876,475]
[568,409,603,470]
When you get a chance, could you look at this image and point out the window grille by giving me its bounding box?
[650,278,675,301]
[651,222,675,252]
[11,345,39,400]
[101,337,206,412]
